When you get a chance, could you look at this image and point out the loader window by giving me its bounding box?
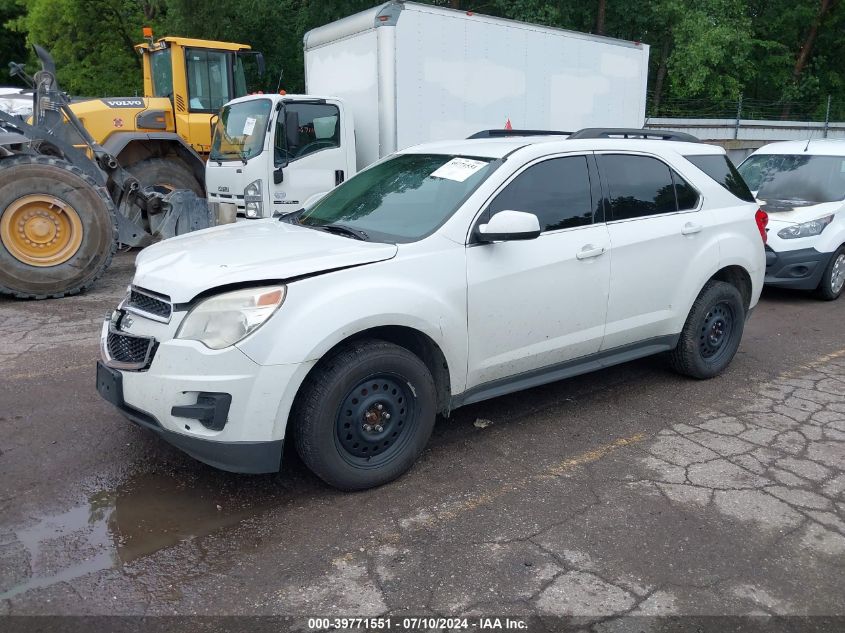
[150,49,173,98]
[186,48,232,112]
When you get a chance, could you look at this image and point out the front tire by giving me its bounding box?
[293,340,437,491]
[0,155,116,299]
[669,280,745,379]
[815,246,845,301]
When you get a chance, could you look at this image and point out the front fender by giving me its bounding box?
[236,243,469,394]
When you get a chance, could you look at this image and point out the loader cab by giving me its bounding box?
[136,36,264,155]
[206,94,356,220]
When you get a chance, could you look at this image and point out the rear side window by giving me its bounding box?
[599,154,697,220]
[488,156,594,231]
[685,154,755,202]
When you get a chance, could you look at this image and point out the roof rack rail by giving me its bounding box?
[568,128,700,143]
[468,129,572,139]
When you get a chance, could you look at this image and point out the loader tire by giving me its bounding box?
[0,155,117,299]
[122,158,203,235]
[126,157,203,197]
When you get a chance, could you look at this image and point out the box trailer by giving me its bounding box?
[304,1,650,170]
[206,1,650,219]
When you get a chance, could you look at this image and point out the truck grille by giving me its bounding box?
[106,330,156,369]
[125,287,172,322]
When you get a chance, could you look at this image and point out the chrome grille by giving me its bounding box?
[125,287,172,322]
[103,327,156,370]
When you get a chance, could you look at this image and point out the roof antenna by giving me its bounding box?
[804,136,812,152]
[276,68,284,94]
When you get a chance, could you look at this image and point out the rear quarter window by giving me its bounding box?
[685,154,755,202]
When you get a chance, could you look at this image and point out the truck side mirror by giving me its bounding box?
[273,163,286,184]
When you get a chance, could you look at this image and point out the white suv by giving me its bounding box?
[737,140,845,300]
[97,130,766,490]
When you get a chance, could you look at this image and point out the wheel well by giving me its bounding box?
[306,326,453,417]
[115,140,205,190]
[710,265,752,310]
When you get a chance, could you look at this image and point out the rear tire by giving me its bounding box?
[815,246,845,301]
[293,339,437,491]
[669,280,745,379]
[0,155,116,299]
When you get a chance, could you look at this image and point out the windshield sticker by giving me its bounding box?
[430,158,488,182]
[242,117,257,136]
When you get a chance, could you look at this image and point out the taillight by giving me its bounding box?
[755,208,768,243]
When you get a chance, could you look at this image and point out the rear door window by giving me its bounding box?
[685,154,755,202]
[598,154,681,220]
[674,171,700,211]
[487,156,595,232]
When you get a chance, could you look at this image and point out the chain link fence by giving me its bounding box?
[647,94,844,123]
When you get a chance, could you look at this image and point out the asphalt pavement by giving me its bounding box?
[1,252,844,631]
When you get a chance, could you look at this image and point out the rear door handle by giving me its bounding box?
[576,245,606,260]
[681,222,703,235]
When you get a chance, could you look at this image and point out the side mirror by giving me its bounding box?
[273,162,286,184]
[477,210,541,242]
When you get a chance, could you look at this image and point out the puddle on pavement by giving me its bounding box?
[1,470,281,600]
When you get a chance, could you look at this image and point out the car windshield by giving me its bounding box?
[210,98,271,162]
[737,154,845,204]
[294,153,498,243]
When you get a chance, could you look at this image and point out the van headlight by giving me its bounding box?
[176,285,285,349]
[244,179,263,218]
[777,215,833,239]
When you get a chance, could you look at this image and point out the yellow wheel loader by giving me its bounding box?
[71,34,264,204]
[0,45,226,298]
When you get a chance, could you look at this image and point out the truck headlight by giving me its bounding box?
[244,179,263,218]
[777,215,833,239]
[176,285,285,349]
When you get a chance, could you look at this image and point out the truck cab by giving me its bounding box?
[206,94,356,220]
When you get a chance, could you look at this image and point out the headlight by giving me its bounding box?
[244,179,263,218]
[176,285,285,349]
[777,215,833,239]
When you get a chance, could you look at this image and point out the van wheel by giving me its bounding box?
[293,339,437,491]
[815,246,845,301]
[669,281,745,379]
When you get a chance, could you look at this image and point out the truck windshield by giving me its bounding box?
[738,154,845,204]
[296,153,497,243]
[210,99,271,161]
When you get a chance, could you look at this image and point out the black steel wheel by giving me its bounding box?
[335,374,416,467]
[294,339,437,490]
[669,280,745,379]
[698,301,735,364]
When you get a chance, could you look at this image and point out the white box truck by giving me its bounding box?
[206,1,649,219]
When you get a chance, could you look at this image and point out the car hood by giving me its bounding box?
[134,219,398,303]
[757,197,843,225]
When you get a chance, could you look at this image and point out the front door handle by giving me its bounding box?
[681,222,703,235]
[576,245,606,260]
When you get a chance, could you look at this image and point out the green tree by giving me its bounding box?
[0,0,27,86]
[8,0,152,96]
